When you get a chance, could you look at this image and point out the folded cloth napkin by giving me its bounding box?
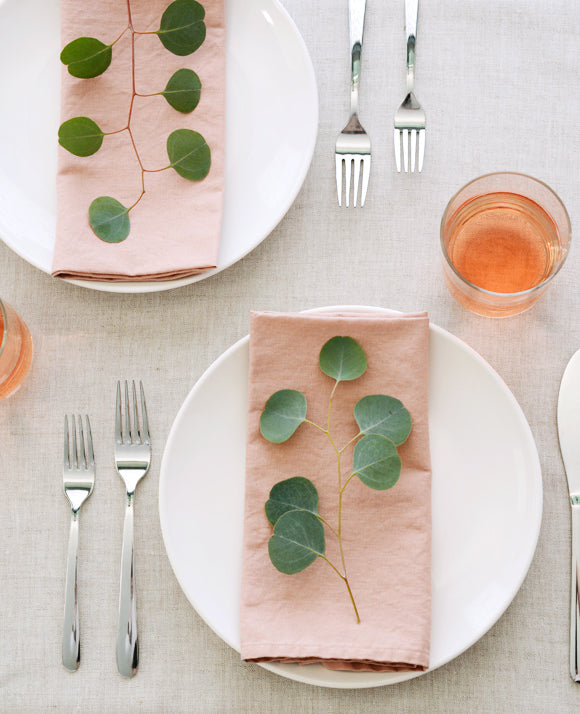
[52,0,225,281]
[240,310,432,672]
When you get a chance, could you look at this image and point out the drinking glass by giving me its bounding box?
[0,300,33,398]
[440,173,571,317]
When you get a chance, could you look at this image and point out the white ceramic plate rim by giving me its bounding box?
[0,0,318,293]
[159,306,543,688]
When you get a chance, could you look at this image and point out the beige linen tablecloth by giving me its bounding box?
[1,0,580,711]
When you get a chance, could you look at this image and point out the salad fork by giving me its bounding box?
[62,415,94,672]
[115,380,151,678]
[335,0,370,207]
[394,0,426,172]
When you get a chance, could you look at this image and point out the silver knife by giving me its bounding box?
[557,348,580,682]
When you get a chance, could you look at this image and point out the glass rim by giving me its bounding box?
[0,300,6,358]
[440,172,572,299]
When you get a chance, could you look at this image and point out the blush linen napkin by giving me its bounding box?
[240,311,432,672]
[52,0,225,281]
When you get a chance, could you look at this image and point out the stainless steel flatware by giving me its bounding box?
[557,349,580,683]
[62,414,95,672]
[394,0,425,172]
[335,0,370,207]
[115,380,151,678]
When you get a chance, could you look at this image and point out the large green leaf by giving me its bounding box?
[89,197,130,243]
[157,0,206,56]
[58,117,104,157]
[161,68,201,113]
[260,389,307,443]
[352,434,401,490]
[319,336,367,382]
[167,129,211,180]
[268,510,325,574]
[354,395,412,446]
[60,37,112,78]
[265,477,319,526]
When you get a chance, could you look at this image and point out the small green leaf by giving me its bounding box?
[260,389,307,443]
[352,434,401,490]
[157,0,206,56]
[265,477,319,526]
[60,37,112,78]
[58,117,104,157]
[319,336,367,382]
[167,129,211,181]
[354,395,412,446]
[162,68,201,113]
[89,197,130,243]
[268,510,325,574]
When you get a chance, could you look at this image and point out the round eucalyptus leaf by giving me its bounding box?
[265,477,319,526]
[89,197,130,243]
[58,117,104,157]
[260,389,307,443]
[354,395,412,446]
[319,336,367,382]
[167,129,211,181]
[162,68,201,113]
[60,37,112,78]
[268,510,325,575]
[157,0,206,56]
[352,434,401,491]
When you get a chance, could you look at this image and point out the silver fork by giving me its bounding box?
[335,0,370,207]
[115,381,151,678]
[394,0,426,172]
[62,415,95,672]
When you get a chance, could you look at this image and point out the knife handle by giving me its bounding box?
[570,503,580,682]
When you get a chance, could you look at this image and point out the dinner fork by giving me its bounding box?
[393,0,426,172]
[115,381,151,678]
[62,415,94,672]
[335,0,370,207]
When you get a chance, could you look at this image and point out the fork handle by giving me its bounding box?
[62,510,80,672]
[349,0,367,116]
[405,0,419,92]
[117,493,138,678]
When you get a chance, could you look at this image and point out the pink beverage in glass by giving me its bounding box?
[441,174,571,317]
[0,300,33,398]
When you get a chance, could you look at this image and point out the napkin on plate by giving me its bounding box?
[52,0,225,281]
[240,310,432,672]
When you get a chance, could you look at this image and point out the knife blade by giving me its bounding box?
[557,348,580,683]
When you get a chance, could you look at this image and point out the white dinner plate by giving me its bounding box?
[0,0,318,292]
[159,306,543,688]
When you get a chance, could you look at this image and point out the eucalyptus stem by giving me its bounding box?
[321,557,360,624]
[324,381,359,622]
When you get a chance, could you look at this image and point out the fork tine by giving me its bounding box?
[124,381,132,444]
[402,129,409,172]
[71,415,78,469]
[85,416,94,467]
[131,381,140,444]
[353,158,361,207]
[115,381,123,444]
[344,158,351,207]
[140,382,150,445]
[393,129,401,172]
[335,155,343,207]
[418,129,425,172]
[410,130,417,173]
[78,415,87,469]
[64,415,70,468]
[360,156,370,206]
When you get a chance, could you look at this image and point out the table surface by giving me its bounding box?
[2,0,580,711]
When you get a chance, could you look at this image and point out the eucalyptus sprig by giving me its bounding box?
[260,336,412,623]
[58,0,210,243]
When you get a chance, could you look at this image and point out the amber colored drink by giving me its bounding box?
[441,174,571,317]
[0,301,33,399]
